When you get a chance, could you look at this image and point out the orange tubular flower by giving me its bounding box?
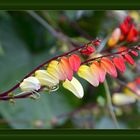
[100,57,117,78]
[59,57,73,81]
[90,61,106,83]
[69,54,81,72]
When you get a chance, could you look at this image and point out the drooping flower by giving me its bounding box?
[120,16,132,35]
[100,57,117,78]
[113,57,126,73]
[108,28,121,47]
[126,24,139,42]
[123,54,135,65]
[112,93,136,106]
[20,77,41,92]
[69,54,81,72]
[78,65,99,87]
[130,50,139,56]
[63,77,84,98]
[47,60,67,81]
[59,57,73,81]
[90,61,106,83]
[35,70,59,87]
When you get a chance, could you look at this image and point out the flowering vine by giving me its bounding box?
[0,16,140,102]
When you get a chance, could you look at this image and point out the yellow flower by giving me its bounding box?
[63,77,84,98]
[112,93,136,106]
[77,65,99,87]
[108,28,121,47]
[35,70,59,87]
[20,77,41,92]
[47,60,67,81]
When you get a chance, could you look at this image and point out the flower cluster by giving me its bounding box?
[19,44,140,99]
[0,16,140,101]
[108,16,139,47]
[20,54,84,98]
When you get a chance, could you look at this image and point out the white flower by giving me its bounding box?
[63,77,84,98]
[20,77,41,92]
[112,93,136,106]
[35,70,59,87]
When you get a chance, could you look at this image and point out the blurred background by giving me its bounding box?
[0,10,140,129]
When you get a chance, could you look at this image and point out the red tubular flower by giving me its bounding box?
[120,16,132,35]
[90,61,106,83]
[126,24,139,42]
[80,46,95,55]
[119,16,139,42]
[69,54,81,72]
[130,50,139,56]
[135,77,140,85]
[100,57,117,78]
[113,57,126,73]
[123,54,135,65]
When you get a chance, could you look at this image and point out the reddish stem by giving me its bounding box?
[0,44,139,100]
[82,46,138,65]
[0,41,92,97]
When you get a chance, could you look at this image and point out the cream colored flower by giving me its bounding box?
[112,93,136,106]
[63,77,84,98]
[20,77,41,92]
[35,70,59,87]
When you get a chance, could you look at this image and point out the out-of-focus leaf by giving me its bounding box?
[0,11,80,129]
[95,116,127,129]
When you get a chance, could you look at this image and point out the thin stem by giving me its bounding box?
[26,10,79,47]
[0,44,138,98]
[82,45,139,65]
[104,79,120,129]
[0,43,85,97]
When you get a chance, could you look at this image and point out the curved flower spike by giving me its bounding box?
[59,57,73,81]
[47,60,66,81]
[20,77,41,92]
[35,70,59,87]
[69,54,81,72]
[78,65,99,87]
[100,57,117,78]
[90,61,106,83]
[112,93,136,106]
[63,77,84,98]
[113,57,126,73]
